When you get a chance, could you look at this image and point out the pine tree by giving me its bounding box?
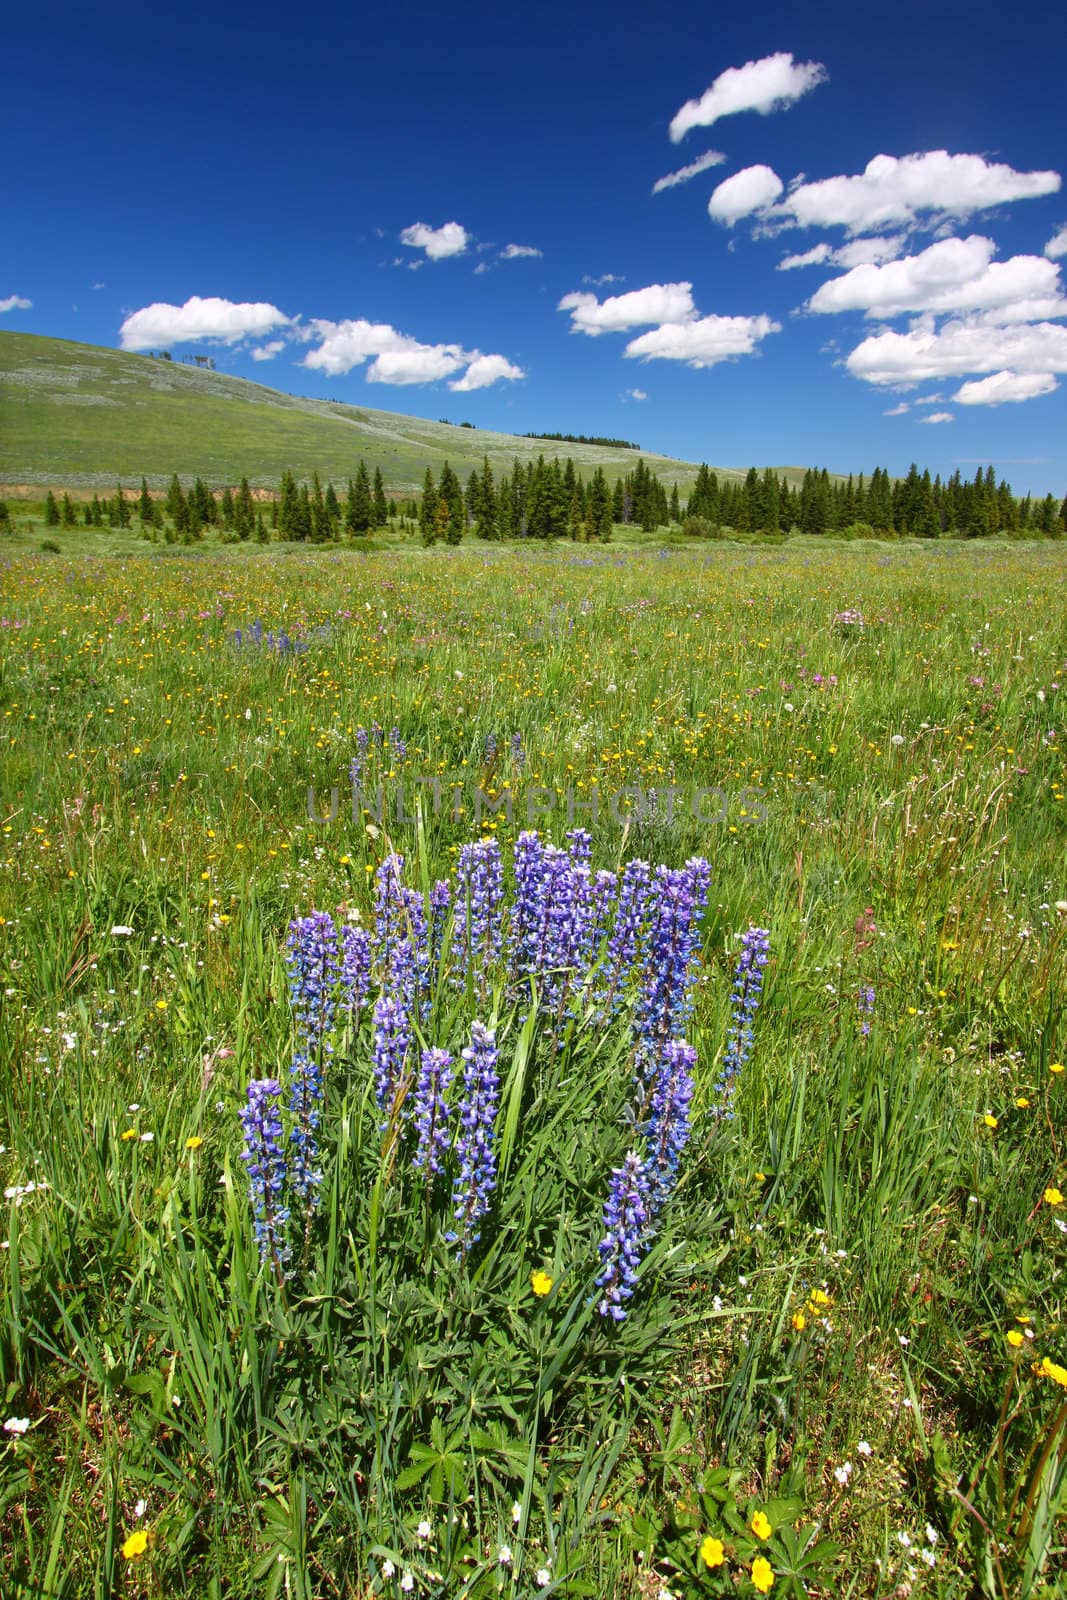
[61,493,77,528]
[669,483,680,524]
[373,467,388,527]
[165,475,184,524]
[139,478,155,528]
[589,468,612,541]
[347,462,373,534]
[220,487,235,531]
[475,456,497,539]
[44,490,61,527]
[324,482,341,537]
[278,471,302,541]
[419,468,438,545]
[235,478,255,541]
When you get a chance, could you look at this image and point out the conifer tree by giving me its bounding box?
[373,467,388,527]
[419,468,438,545]
[61,493,77,528]
[139,478,156,528]
[347,462,373,534]
[235,478,255,541]
[220,487,235,530]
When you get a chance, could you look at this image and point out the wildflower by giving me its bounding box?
[597,856,651,1014]
[121,1530,149,1560]
[633,860,711,1065]
[699,1535,725,1568]
[412,1047,453,1178]
[286,912,342,1206]
[511,1501,523,1524]
[381,1559,395,1579]
[372,992,412,1117]
[449,1022,500,1253]
[417,1518,433,1539]
[498,1544,513,1566]
[792,1310,806,1331]
[716,926,770,1106]
[185,1135,203,1150]
[530,1270,553,1296]
[1051,1062,1065,1075]
[1044,1187,1064,1206]
[121,1128,137,1141]
[535,1567,552,1586]
[1035,1356,1067,1389]
[983,1114,998,1129]
[595,1151,651,1321]
[3,1417,30,1435]
[751,1555,775,1593]
[857,1440,872,1456]
[834,1461,853,1485]
[1016,1096,1030,1108]
[857,984,875,1036]
[400,1572,414,1592]
[750,1509,772,1541]
[642,1039,696,1215]
[452,838,504,996]
[238,1078,290,1269]
[1007,1330,1025,1348]
[339,924,372,1023]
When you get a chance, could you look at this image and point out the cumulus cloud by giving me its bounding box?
[778,236,904,271]
[0,294,32,312]
[119,295,292,351]
[708,165,784,225]
[399,221,470,260]
[582,273,625,286]
[884,401,910,415]
[920,411,955,423]
[559,281,696,335]
[954,370,1058,405]
[846,317,1067,386]
[773,151,1061,236]
[1045,226,1067,260]
[669,52,827,143]
[303,316,520,389]
[251,340,286,361]
[625,387,648,400]
[450,353,525,391]
[652,149,727,194]
[807,235,1067,321]
[500,243,542,259]
[624,312,780,368]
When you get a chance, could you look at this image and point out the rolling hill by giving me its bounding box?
[0,330,742,496]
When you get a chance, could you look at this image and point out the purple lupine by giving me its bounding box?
[642,1040,696,1215]
[239,1078,290,1269]
[356,726,370,757]
[525,845,587,1018]
[452,839,504,993]
[632,858,711,1068]
[483,732,498,763]
[509,831,545,982]
[372,853,408,975]
[448,1022,501,1254]
[285,913,341,1206]
[372,991,412,1118]
[389,726,407,762]
[412,1047,454,1177]
[429,879,451,978]
[598,858,651,1015]
[510,731,525,768]
[339,924,372,1026]
[857,984,875,1037]
[595,1151,651,1321]
[717,927,771,1104]
[566,828,593,869]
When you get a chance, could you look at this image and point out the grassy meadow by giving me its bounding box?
[1,531,1066,1599]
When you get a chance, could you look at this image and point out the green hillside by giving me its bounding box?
[0,330,736,495]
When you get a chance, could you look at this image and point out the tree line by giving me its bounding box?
[32,455,1067,544]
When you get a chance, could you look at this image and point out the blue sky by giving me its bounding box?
[4,0,1067,493]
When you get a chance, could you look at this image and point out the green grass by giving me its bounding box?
[0,331,724,495]
[1,533,1066,1598]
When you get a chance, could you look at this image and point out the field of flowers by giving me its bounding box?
[1,535,1066,1599]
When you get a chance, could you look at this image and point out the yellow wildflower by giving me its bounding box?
[1035,1356,1067,1389]
[1051,1062,1065,1075]
[530,1270,553,1297]
[1007,1330,1024,1348]
[121,1530,149,1560]
[750,1509,772,1540]
[792,1311,806,1331]
[1016,1097,1030,1108]
[120,1128,137,1141]
[699,1535,725,1569]
[751,1555,775,1592]
[983,1114,998,1129]
[1044,1187,1064,1206]
[185,1136,204,1151]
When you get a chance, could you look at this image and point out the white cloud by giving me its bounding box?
[884,401,910,415]
[303,316,520,388]
[652,149,726,194]
[1045,226,1067,260]
[626,387,648,400]
[450,353,526,390]
[500,243,542,259]
[251,340,286,361]
[954,370,1058,405]
[708,165,784,225]
[807,235,1067,321]
[399,221,470,260]
[119,295,291,350]
[0,294,32,312]
[846,317,1067,386]
[669,52,827,143]
[778,244,833,271]
[773,151,1061,236]
[913,392,943,403]
[624,312,780,368]
[778,236,904,271]
[368,346,467,384]
[92,282,106,291]
[559,281,696,335]
[582,273,625,287]
[919,411,955,423]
